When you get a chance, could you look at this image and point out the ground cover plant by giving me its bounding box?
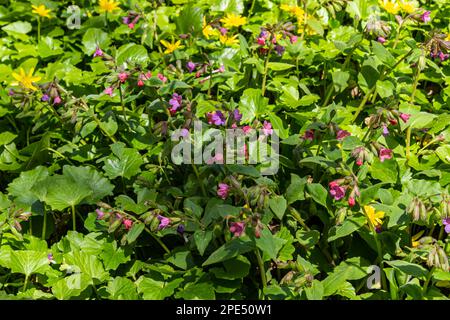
[0,0,449,300]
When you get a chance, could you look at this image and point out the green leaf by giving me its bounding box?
[102,142,144,179]
[64,251,109,282]
[255,229,282,260]
[82,28,110,55]
[359,183,386,205]
[100,241,130,271]
[267,62,294,71]
[10,250,49,277]
[435,145,450,164]
[296,229,320,248]
[106,277,138,300]
[286,174,307,204]
[306,183,329,209]
[305,279,324,300]
[332,70,350,93]
[116,43,149,67]
[0,132,17,145]
[269,195,287,220]
[239,88,268,123]
[372,40,395,67]
[126,223,145,244]
[176,282,215,300]
[175,5,203,35]
[202,237,255,266]
[385,260,428,279]
[137,276,184,300]
[370,158,398,184]
[194,230,213,256]
[7,166,49,208]
[328,215,366,242]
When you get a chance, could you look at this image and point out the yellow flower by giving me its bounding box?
[219,34,239,46]
[99,0,120,13]
[160,39,184,54]
[411,230,424,248]
[11,67,41,91]
[32,4,51,18]
[364,205,385,228]
[220,13,247,28]
[202,17,219,39]
[399,0,417,14]
[379,0,401,14]
[446,33,450,41]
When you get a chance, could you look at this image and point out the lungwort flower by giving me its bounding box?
[364,205,385,229]
[160,39,184,54]
[32,4,51,18]
[220,13,247,28]
[11,67,41,91]
[99,0,120,13]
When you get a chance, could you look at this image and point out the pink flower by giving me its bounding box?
[169,93,182,114]
[329,181,346,201]
[128,23,135,29]
[95,209,105,219]
[356,158,363,166]
[377,37,386,44]
[186,61,196,73]
[336,129,350,140]
[123,219,133,230]
[262,121,273,136]
[229,222,245,237]
[207,111,226,126]
[421,11,431,23]
[242,125,252,134]
[443,218,450,234]
[53,96,62,104]
[304,129,314,141]
[217,183,230,199]
[439,51,449,62]
[157,215,170,230]
[348,197,355,207]
[118,72,128,83]
[382,125,389,137]
[219,27,227,35]
[379,148,393,162]
[137,80,144,87]
[158,73,167,83]
[290,35,298,44]
[400,113,411,123]
[93,47,103,58]
[104,87,114,96]
[206,152,224,164]
[257,37,266,45]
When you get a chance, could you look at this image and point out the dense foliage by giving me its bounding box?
[0,0,450,300]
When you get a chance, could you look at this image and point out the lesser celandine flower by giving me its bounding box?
[364,205,385,230]
[11,67,41,91]
[160,39,184,54]
[379,0,401,14]
[219,34,239,46]
[399,0,418,14]
[99,0,120,13]
[220,13,247,28]
[202,17,219,39]
[32,4,51,18]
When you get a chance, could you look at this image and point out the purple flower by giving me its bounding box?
[157,215,170,230]
[379,148,393,162]
[186,61,196,73]
[439,51,449,62]
[169,93,182,114]
[382,125,389,137]
[262,121,273,136]
[229,221,245,237]
[421,11,431,23]
[8,89,14,96]
[275,45,285,56]
[217,183,230,199]
[207,110,226,126]
[329,181,346,201]
[41,94,50,102]
[443,218,450,234]
[53,96,62,104]
[232,109,242,122]
[219,27,228,35]
[47,253,53,261]
[96,209,105,219]
[336,129,350,140]
[177,224,185,234]
[259,30,269,39]
[377,36,386,44]
[122,16,130,24]
[180,128,189,137]
[93,47,103,58]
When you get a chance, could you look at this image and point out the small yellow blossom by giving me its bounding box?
[160,39,184,54]
[11,67,41,91]
[32,4,51,18]
[202,17,219,39]
[99,0,120,13]
[220,13,247,28]
[364,205,385,228]
[411,230,424,248]
[379,0,401,14]
[399,0,417,14]
[445,33,450,41]
[219,34,239,46]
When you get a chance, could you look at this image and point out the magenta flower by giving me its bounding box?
[8,89,14,96]
[348,197,355,207]
[443,218,450,234]
[259,30,269,39]
[421,11,431,23]
[304,129,314,141]
[219,27,228,35]
[96,209,105,219]
[104,87,114,96]
[137,79,144,87]
[158,73,167,83]
[377,36,386,44]
[41,94,50,102]
[290,35,298,44]
[157,215,170,230]
[169,93,182,114]
[123,219,133,230]
[262,121,273,136]
[118,72,128,83]
[93,47,103,58]
[229,221,245,237]
[217,183,230,199]
[379,148,393,162]
[207,111,226,126]
[242,125,252,134]
[439,51,449,62]
[399,113,411,123]
[122,16,130,24]
[329,181,346,201]
[186,61,196,73]
[336,129,350,140]
[53,96,62,104]
[257,37,266,45]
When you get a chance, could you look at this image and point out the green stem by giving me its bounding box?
[422,267,435,297]
[248,0,256,17]
[255,249,267,295]
[42,208,47,240]
[373,229,387,291]
[261,48,272,97]
[23,275,29,292]
[71,204,76,231]
[37,18,41,43]
[119,85,126,122]
[405,126,412,163]
[146,227,170,254]
[192,163,207,197]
